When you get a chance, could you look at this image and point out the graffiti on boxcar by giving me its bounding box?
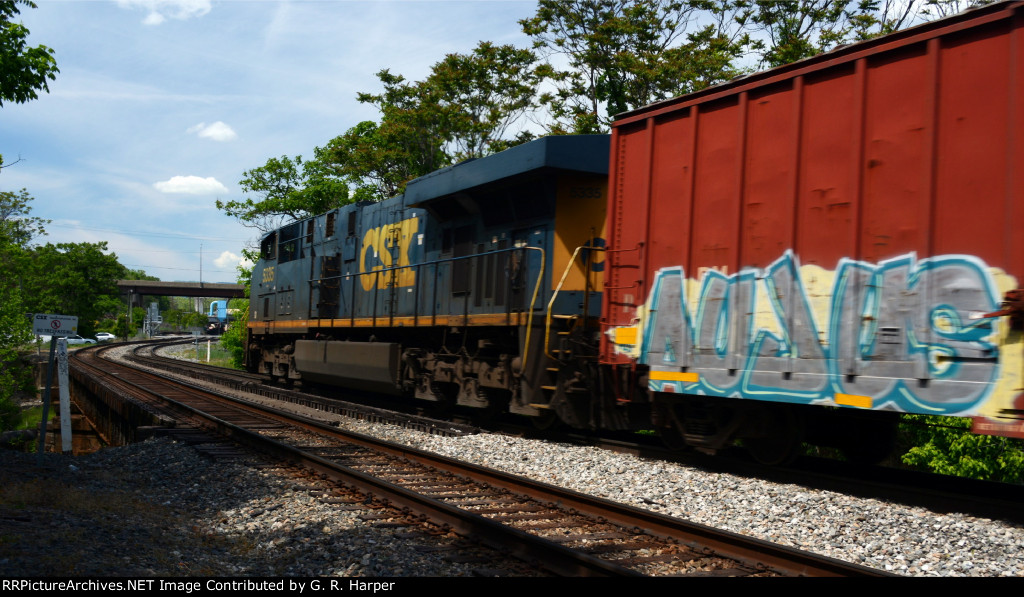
[611,251,1004,415]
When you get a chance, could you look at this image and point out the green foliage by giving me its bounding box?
[0,0,58,107]
[899,415,1024,483]
[20,241,128,337]
[218,144,352,234]
[182,311,207,330]
[0,188,47,245]
[418,42,540,161]
[112,314,134,339]
[219,257,251,370]
[919,0,994,20]
[749,0,876,67]
[220,41,544,228]
[324,119,426,202]
[0,187,42,432]
[162,309,183,332]
[522,0,751,133]
[219,298,248,369]
[338,43,540,197]
[0,284,31,431]
[325,42,542,202]
[236,248,256,297]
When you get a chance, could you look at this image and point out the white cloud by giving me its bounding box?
[116,0,212,25]
[187,121,237,142]
[213,250,252,271]
[153,175,228,195]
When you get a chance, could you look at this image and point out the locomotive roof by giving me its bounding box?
[403,134,609,209]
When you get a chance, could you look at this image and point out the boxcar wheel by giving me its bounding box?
[841,416,898,465]
[744,407,804,466]
[659,425,689,451]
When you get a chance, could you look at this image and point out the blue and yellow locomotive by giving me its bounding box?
[248,135,617,427]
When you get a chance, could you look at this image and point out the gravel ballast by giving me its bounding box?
[3,416,1023,577]
[5,344,1023,577]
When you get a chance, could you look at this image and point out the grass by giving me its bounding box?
[165,340,238,369]
[16,404,44,432]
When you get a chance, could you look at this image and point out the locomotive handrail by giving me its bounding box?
[309,246,548,351]
[544,244,605,362]
[519,246,546,375]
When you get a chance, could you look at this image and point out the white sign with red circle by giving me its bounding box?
[33,314,78,336]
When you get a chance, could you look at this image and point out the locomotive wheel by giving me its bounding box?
[470,387,509,426]
[429,382,458,417]
[530,408,562,431]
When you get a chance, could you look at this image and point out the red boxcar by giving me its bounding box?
[602,0,1024,454]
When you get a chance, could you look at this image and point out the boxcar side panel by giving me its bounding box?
[604,1,1024,436]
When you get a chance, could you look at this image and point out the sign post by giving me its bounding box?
[33,314,78,463]
[57,341,71,454]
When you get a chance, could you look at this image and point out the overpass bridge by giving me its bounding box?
[117,280,245,309]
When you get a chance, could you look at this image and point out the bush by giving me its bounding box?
[899,414,1024,483]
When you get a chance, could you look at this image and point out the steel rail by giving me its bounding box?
[73,345,894,577]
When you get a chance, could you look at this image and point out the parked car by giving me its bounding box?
[65,335,96,345]
[95,332,116,342]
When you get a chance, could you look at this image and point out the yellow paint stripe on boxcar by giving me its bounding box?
[835,393,873,409]
[649,370,699,382]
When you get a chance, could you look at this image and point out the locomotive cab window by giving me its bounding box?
[326,212,336,238]
[261,233,277,260]
[279,222,301,264]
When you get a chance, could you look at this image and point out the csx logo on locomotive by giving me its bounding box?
[359,217,418,291]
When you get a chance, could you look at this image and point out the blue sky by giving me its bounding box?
[2,0,536,283]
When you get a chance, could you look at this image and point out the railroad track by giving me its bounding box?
[128,340,476,437]
[116,339,1024,527]
[71,343,889,577]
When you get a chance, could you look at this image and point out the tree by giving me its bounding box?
[0,0,58,108]
[749,0,884,67]
[217,144,352,234]
[334,43,542,197]
[20,242,129,337]
[746,0,972,67]
[319,49,538,202]
[0,187,45,431]
[323,119,427,202]
[220,252,253,369]
[112,313,134,340]
[522,0,750,133]
[220,42,544,227]
[0,188,47,246]
[422,42,540,161]
[900,415,1024,483]
[919,0,994,19]
[219,298,249,369]
[356,69,452,175]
